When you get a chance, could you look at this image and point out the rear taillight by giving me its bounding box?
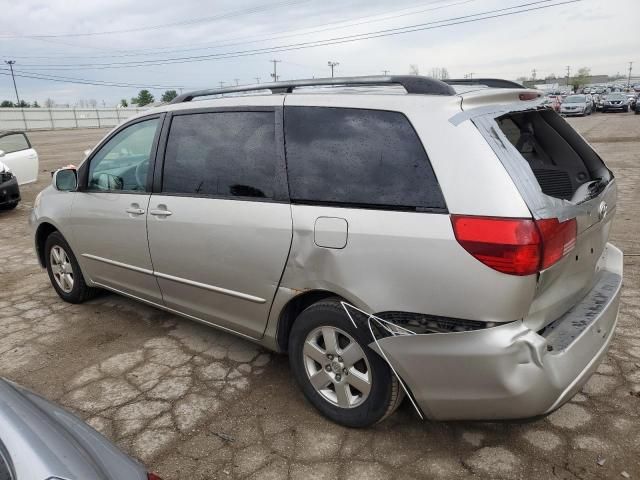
[147,473,163,480]
[519,92,541,101]
[535,218,577,269]
[451,215,576,276]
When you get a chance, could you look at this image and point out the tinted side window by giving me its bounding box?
[162,112,276,199]
[0,133,29,154]
[284,107,445,210]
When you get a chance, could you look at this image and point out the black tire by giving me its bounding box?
[0,201,18,210]
[288,298,404,427]
[44,231,97,303]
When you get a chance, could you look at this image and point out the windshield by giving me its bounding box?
[606,94,625,100]
[565,95,586,103]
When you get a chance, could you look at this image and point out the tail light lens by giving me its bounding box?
[519,92,541,101]
[451,215,576,276]
[535,218,577,269]
[148,474,164,480]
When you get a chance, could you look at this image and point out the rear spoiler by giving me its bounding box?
[444,78,525,89]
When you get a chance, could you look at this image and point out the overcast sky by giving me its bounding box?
[0,0,638,105]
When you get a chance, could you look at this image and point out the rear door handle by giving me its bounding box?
[149,209,172,217]
[125,207,145,215]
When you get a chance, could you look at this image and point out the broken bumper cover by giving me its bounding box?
[374,243,623,421]
[0,175,20,206]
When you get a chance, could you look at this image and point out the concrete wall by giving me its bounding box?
[0,107,149,131]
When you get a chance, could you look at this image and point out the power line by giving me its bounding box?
[0,69,188,90]
[5,0,478,60]
[0,0,308,39]
[6,68,188,89]
[14,0,580,71]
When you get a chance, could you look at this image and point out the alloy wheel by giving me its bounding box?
[302,326,372,408]
[50,245,74,293]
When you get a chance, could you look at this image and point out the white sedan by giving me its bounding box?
[0,131,38,185]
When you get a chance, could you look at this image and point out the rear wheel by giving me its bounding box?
[288,298,404,427]
[45,232,97,303]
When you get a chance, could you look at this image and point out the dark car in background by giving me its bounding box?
[0,161,20,210]
[602,92,629,112]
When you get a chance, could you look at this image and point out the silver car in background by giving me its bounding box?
[0,378,160,480]
[31,76,622,427]
[559,94,592,116]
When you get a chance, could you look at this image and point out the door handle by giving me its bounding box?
[125,207,145,215]
[149,209,172,217]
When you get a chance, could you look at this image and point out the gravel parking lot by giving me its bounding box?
[1,112,639,480]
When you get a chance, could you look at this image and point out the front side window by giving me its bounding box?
[284,107,446,211]
[88,118,159,192]
[0,133,29,154]
[162,111,276,199]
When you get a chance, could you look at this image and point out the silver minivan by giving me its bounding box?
[31,76,623,427]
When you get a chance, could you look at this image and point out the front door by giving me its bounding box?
[0,132,38,184]
[70,116,163,303]
[147,109,292,338]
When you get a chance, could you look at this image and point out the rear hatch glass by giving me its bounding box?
[492,109,616,329]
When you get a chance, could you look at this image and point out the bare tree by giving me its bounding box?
[409,64,420,75]
[44,98,55,108]
[88,99,97,108]
[429,67,450,80]
[78,99,87,108]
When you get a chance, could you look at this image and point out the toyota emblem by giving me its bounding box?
[598,201,608,221]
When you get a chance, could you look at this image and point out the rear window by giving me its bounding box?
[284,107,446,211]
[497,109,608,200]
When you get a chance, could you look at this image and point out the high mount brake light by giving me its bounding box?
[451,215,577,276]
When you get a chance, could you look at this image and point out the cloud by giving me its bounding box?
[0,0,638,104]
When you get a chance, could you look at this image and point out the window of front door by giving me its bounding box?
[87,118,159,192]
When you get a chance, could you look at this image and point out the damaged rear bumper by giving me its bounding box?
[374,243,623,421]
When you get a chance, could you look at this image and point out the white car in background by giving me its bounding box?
[0,130,39,185]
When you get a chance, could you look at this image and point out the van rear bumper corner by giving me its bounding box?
[373,243,623,421]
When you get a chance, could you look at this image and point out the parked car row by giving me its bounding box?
[546,91,638,116]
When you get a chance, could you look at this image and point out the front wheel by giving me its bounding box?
[45,231,97,303]
[288,299,404,427]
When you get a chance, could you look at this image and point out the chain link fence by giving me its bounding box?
[0,107,149,131]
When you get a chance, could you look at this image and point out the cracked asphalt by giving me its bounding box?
[0,113,639,479]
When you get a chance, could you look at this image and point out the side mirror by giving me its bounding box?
[0,150,5,158]
[53,168,78,192]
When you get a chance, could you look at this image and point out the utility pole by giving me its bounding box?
[254,77,260,84]
[328,61,339,78]
[565,65,571,90]
[627,61,633,89]
[4,60,21,106]
[531,68,537,81]
[234,78,240,86]
[218,81,225,89]
[464,73,474,79]
[382,69,390,75]
[270,59,281,82]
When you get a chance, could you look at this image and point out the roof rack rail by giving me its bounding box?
[443,78,525,89]
[170,75,456,103]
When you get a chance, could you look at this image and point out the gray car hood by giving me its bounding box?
[0,378,146,480]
